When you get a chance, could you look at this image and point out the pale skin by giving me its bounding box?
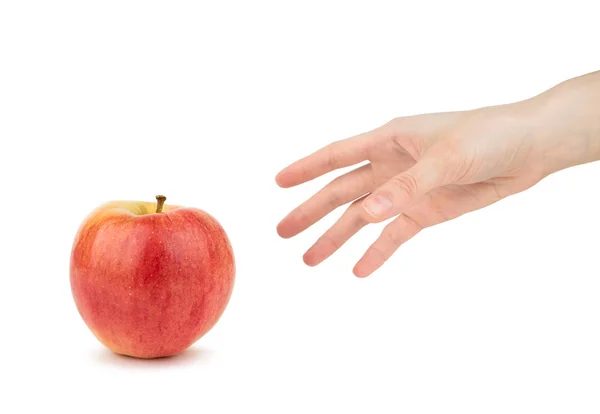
[276,71,600,277]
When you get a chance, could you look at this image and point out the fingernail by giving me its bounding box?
[364,195,392,218]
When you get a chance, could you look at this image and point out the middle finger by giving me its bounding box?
[277,164,373,239]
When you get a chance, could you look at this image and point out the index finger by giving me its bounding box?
[275,127,384,188]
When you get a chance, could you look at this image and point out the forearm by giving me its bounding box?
[530,71,600,175]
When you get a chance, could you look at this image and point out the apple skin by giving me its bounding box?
[70,199,235,359]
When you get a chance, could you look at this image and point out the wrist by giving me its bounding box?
[529,73,600,176]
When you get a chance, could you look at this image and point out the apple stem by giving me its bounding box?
[155,195,167,213]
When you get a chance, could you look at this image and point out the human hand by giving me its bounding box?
[276,76,600,277]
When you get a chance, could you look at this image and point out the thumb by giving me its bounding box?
[362,152,452,222]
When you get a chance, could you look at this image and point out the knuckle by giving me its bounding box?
[350,212,367,229]
[293,205,312,227]
[388,115,411,129]
[390,173,419,197]
[401,214,423,232]
[328,188,342,207]
[318,232,341,251]
[326,178,345,206]
[344,203,369,228]
[368,243,389,265]
[325,142,341,169]
[384,117,402,131]
[383,227,404,246]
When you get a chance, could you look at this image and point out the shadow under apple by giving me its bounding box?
[93,346,213,368]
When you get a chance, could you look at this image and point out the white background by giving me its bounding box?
[1,1,600,413]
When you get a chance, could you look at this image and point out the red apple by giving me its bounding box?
[70,195,235,359]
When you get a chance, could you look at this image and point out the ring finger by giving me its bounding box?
[303,197,369,266]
